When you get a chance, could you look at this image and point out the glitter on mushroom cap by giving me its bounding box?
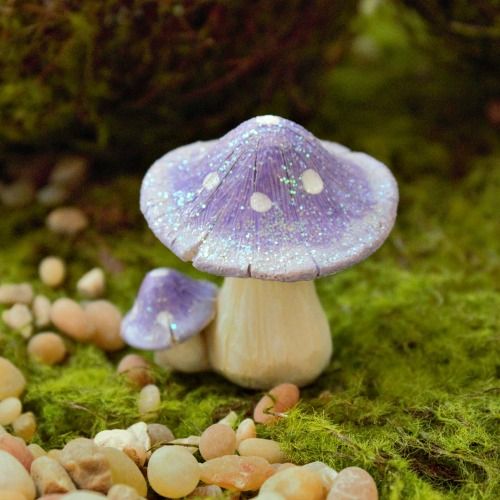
[141,115,399,281]
[121,268,218,350]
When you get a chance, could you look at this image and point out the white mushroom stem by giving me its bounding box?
[206,278,332,389]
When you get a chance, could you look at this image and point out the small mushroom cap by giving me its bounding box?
[141,115,398,281]
[121,268,217,350]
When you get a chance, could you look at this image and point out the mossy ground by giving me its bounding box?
[0,3,499,499]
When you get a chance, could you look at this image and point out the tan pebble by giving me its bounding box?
[33,295,52,328]
[272,463,297,473]
[0,449,36,500]
[63,492,106,499]
[217,410,238,427]
[259,466,324,500]
[170,435,200,446]
[46,207,88,235]
[0,283,33,305]
[31,456,76,495]
[50,298,94,342]
[2,304,33,338]
[153,335,210,373]
[326,466,378,500]
[77,268,105,299]
[148,445,200,498]
[0,180,35,208]
[199,423,236,460]
[0,357,26,399]
[13,412,37,442]
[255,493,286,500]
[254,383,300,424]
[36,495,64,500]
[236,418,256,444]
[27,443,46,459]
[28,333,67,365]
[47,449,62,461]
[126,422,151,454]
[37,184,70,207]
[0,397,22,426]
[84,301,124,351]
[50,156,88,189]
[200,455,274,491]
[107,483,145,500]
[138,384,160,419]
[94,429,147,467]
[0,491,26,500]
[39,257,66,288]
[302,461,337,491]
[0,426,6,436]
[99,447,147,496]
[59,438,112,493]
[117,355,152,388]
[146,423,174,446]
[0,433,34,471]
[238,438,285,464]
[187,484,224,497]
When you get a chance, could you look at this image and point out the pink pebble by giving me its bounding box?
[254,383,300,424]
[0,434,34,471]
[327,466,378,500]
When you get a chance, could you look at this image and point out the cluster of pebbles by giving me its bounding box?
[0,359,378,500]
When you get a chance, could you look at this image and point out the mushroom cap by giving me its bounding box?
[121,268,217,350]
[141,115,398,281]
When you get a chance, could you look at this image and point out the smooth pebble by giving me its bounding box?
[77,268,105,299]
[326,466,378,500]
[117,355,153,388]
[238,438,285,464]
[94,429,146,467]
[302,461,337,490]
[27,443,47,459]
[0,449,36,500]
[0,491,26,500]
[50,156,88,188]
[84,301,124,351]
[33,295,52,328]
[187,485,224,497]
[0,180,35,208]
[63,492,106,499]
[236,417,257,444]
[126,422,151,454]
[259,466,324,500]
[146,423,174,446]
[138,385,161,419]
[254,383,300,424]
[28,333,67,365]
[199,423,237,460]
[12,412,37,442]
[46,207,88,235]
[217,410,238,427]
[147,446,200,498]
[107,483,145,500]
[37,184,70,207]
[2,304,33,338]
[0,397,22,426]
[39,257,66,288]
[0,283,33,305]
[30,456,76,495]
[50,298,94,342]
[0,433,34,471]
[0,357,26,400]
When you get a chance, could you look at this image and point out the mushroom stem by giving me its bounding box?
[206,278,332,389]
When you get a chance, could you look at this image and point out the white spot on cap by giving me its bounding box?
[202,172,220,190]
[256,115,281,126]
[301,169,324,194]
[150,269,169,277]
[250,192,273,212]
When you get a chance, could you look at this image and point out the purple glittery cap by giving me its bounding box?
[141,115,398,281]
[121,268,217,350]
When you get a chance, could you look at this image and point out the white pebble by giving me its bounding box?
[0,449,36,500]
[50,155,88,188]
[236,418,256,444]
[32,295,51,328]
[127,422,151,454]
[217,410,238,428]
[138,385,161,419]
[250,192,273,213]
[46,207,88,235]
[0,283,33,305]
[0,397,22,426]
[39,256,66,288]
[94,429,147,467]
[302,461,337,490]
[77,268,105,298]
[2,304,33,338]
[13,412,37,442]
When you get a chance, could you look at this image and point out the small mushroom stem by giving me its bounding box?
[206,278,332,389]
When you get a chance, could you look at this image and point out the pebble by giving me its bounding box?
[84,301,124,352]
[326,466,378,500]
[238,438,285,464]
[187,485,224,497]
[63,492,106,499]
[77,268,105,299]
[30,456,76,495]
[0,283,33,305]
[59,438,112,493]
[33,295,52,328]
[0,425,5,435]
[0,357,26,400]
[218,410,238,428]
[254,383,300,424]
[259,466,325,500]
[46,207,88,235]
[27,443,47,459]
[0,398,22,426]
[138,384,161,419]
[99,447,147,497]
[146,423,174,446]
[153,334,210,373]
[94,429,147,467]
[50,156,88,189]
[0,491,26,500]
[2,304,33,338]
[27,333,67,365]
[39,257,66,288]
[0,180,35,208]
[126,422,151,454]
[236,418,257,444]
[12,412,37,442]
[37,184,70,207]
[0,449,36,500]
[50,298,94,342]
[117,355,153,388]
[107,483,145,500]
[147,446,200,498]
[0,434,34,471]
[302,461,337,491]
[170,435,200,447]
[200,455,274,491]
[199,423,237,460]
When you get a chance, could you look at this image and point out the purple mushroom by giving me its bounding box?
[141,115,398,388]
[121,268,217,372]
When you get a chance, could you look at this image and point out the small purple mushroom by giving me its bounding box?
[141,115,398,388]
[121,268,217,372]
